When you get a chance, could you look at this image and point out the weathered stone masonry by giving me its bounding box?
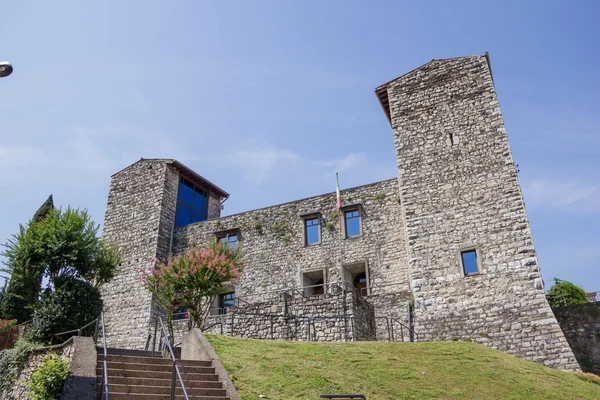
[554,303,600,375]
[101,54,580,371]
[173,178,410,343]
[100,159,226,349]
[378,54,578,370]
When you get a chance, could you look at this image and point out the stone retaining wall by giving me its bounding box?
[174,287,378,343]
[3,339,76,400]
[554,303,600,375]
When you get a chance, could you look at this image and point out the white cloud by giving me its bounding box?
[522,179,599,214]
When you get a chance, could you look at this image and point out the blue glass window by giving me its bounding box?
[305,217,320,245]
[219,292,235,314]
[345,209,361,238]
[461,250,479,275]
[218,233,238,251]
[175,177,208,228]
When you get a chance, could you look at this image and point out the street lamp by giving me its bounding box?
[0,62,13,78]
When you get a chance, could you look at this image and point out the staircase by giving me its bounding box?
[96,347,230,399]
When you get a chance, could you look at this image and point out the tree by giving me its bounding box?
[34,208,120,285]
[546,278,587,309]
[0,279,6,309]
[141,241,241,336]
[1,204,120,323]
[32,195,54,223]
[0,196,54,322]
[27,276,102,343]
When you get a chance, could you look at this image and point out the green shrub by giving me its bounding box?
[0,318,17,332]
[546,278,587,309]
[25,353,69,400]
[0,339,41,396]
[27,277,102,344]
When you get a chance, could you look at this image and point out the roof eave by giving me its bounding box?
[168,160,230,199]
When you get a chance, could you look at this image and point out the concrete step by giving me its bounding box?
[106,383,226,397]
[96,375,224,389]
[100,354,212,367]
[98,347,164,358]
[99,361,215,374]
[97,367,220,381]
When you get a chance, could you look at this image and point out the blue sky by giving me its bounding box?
[1,1,598,291]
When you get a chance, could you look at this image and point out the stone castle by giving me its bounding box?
[100,54,580,371]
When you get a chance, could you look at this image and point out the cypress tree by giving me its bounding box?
[0,195,54,322]
[32,195,54,223]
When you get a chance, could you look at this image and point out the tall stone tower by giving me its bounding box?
[375,55,578,370]
[101,158,228,349]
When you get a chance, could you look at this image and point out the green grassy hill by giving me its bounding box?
[205,335,600,400]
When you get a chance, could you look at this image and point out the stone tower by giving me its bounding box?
[100,158,228,349]
[375,55,579,370]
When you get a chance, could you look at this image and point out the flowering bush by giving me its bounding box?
[141,240,241,331]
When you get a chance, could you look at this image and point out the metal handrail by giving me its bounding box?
[390,317,417,342]
[54,317,99,338]
[201,321,224,334]
[157,316,189,400]
[100,312,109,400]
[203,307,417,343]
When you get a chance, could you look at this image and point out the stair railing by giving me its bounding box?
[157,316,189,400]
[99,312,109,400]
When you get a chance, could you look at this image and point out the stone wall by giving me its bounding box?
[554,303,600,375]
[173,178,412,337]
[199,286,376,342]
[3,339,76,400]
[208,192,222,220]
[383,54,579,370]
[100,159,179,349]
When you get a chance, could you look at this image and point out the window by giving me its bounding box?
[175,177,209,228]
[172,306,189,320]
[343,262,370,296]
[354,273,367,294]
[302,269,326,297]
[304,217,320,245]
[218,232,238,251]
[344,209,361,238]
[219,292,235,314]
[461,249,480,275]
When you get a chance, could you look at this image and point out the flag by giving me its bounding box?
[336,173,342,209]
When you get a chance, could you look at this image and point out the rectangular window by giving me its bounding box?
[304,217,320,245]
[344,209,361,238]
[172,305,189,320]
[302,270,326,297]
[219,292,235,314]
[218,232,238,251]
[175,177,208,228]
[461,249,479,275]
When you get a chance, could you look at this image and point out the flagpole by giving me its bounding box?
[336,172,343,289]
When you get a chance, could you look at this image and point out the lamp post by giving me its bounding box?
[0,62,13,78]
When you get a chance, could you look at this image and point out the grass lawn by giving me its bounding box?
[206,335,600,400]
